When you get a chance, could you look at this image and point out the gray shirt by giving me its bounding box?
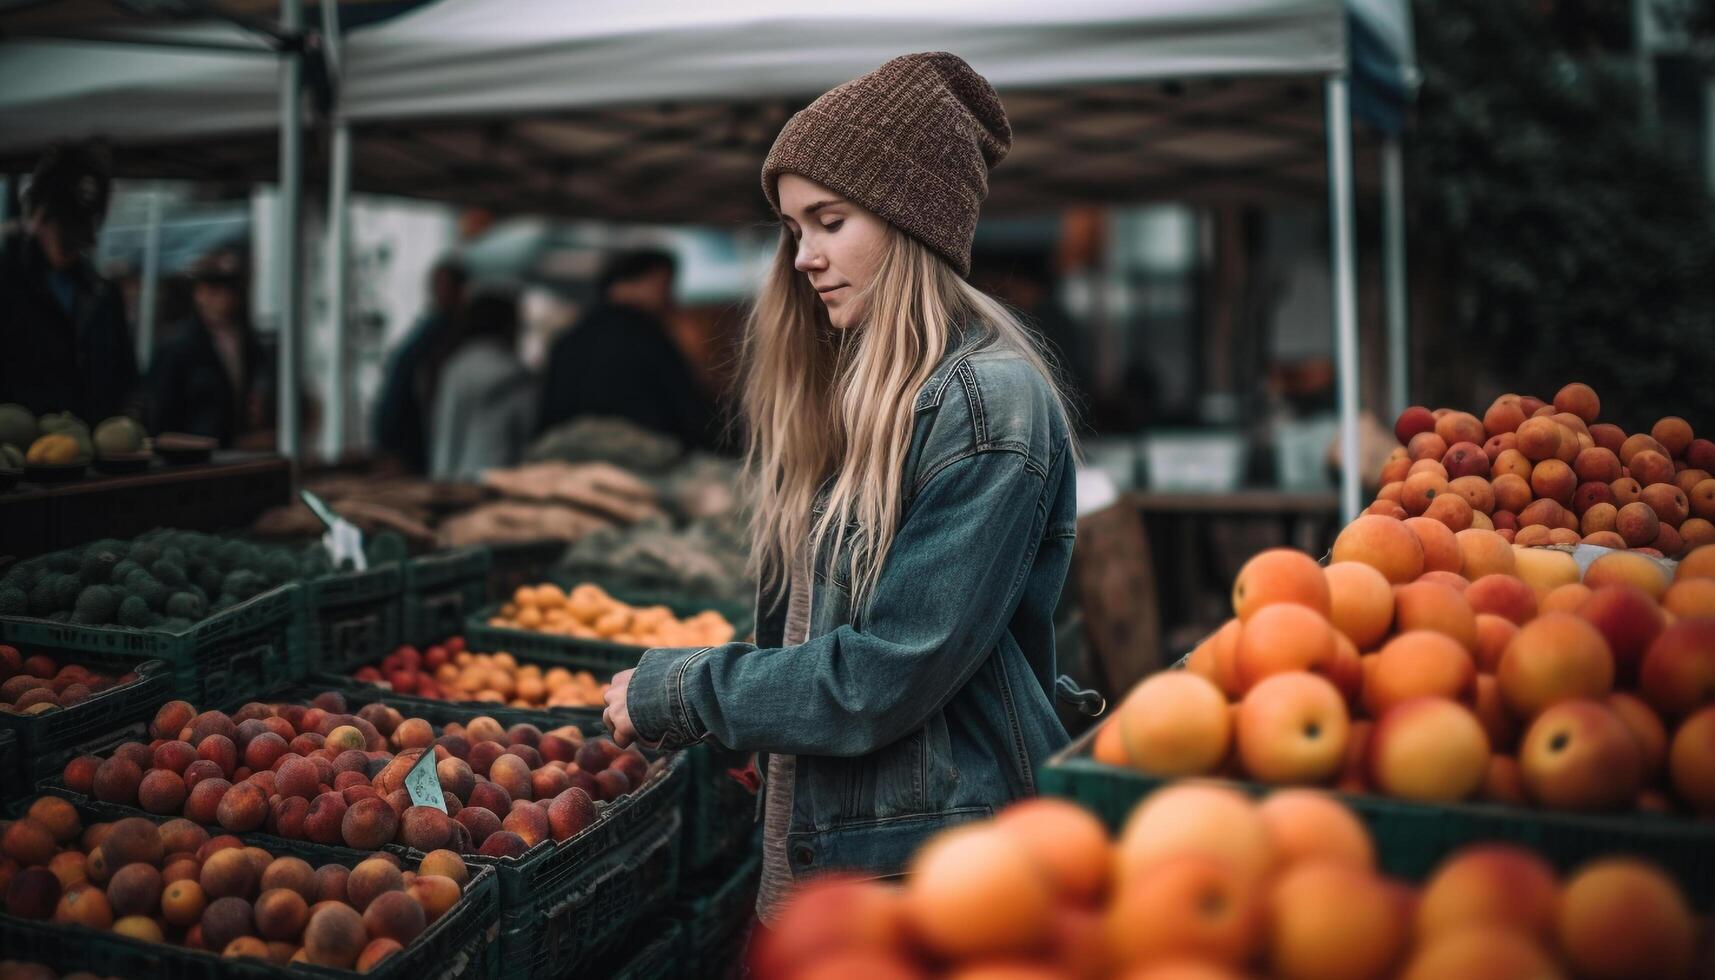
[756,551,811,923]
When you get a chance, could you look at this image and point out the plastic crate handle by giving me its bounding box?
[1056,674,1106,717]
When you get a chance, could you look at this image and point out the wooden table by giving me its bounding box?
[0,453,292,559]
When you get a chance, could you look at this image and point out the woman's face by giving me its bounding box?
[777,173,888,330]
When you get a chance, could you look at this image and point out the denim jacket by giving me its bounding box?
[627,330,1076,879]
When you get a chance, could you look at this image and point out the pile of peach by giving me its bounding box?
[1101,529,1715,816]
[59,692,659,861]
[350,637,608,709]
[755,786,1704,980]
[1,795,473,970]
[1,645,140,715]
[487,582,735,648]
[1375,382,1713,559]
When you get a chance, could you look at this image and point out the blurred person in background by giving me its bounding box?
[427,290,537,479]
[145,248,275,447]
[0,141,139,422]
[601,53,1077,924]
[373,257,468,473]
[536,248,717,448]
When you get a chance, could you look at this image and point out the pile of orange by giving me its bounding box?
[487,582,735,648]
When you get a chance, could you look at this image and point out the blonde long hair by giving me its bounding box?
[740,225,1072,610]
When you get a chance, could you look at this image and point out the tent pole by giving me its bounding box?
[325,125,352,461]
[137,185,164,373]
[1382,136,1408,418]
[276,0,304,463]
[322,0,352,461]
[1326,75,1362,525]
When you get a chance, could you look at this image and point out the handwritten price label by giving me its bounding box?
[403,750,446,813]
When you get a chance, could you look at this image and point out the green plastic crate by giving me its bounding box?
[0,729,17,803]
[0,584,304,709]
[0,657,174,791]
[403,548,493,647]
[672,849,760,980]
[1,795,500,980]
[604,918,685,980]
[682,744,759,873]
[300,565,404,674]
[1040,722,1715,910]
[464,590,751,675]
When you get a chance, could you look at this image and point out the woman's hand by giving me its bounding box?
[603,668,639,747]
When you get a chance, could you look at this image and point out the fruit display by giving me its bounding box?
[0,794,477,969]
[56,691,661,858]
[755,786,1706,979]
[0,407,156,473]
[1100,536,1715,817]
[0,528,408,628]
[1377,382,1714,558]
[0,646,142,715]
[349,637,610,709]
[485,582,736,648]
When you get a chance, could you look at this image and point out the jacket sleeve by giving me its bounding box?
[627,447,1047,757]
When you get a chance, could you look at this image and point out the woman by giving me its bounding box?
[604,53,1078,919]
[426,290,538,479]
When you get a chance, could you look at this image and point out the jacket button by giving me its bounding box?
[793,845,815,867]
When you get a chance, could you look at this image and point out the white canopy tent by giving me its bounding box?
[0,0,1417,518]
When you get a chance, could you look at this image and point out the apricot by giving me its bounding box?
[1115,672,1230,778]
[1268,861,1410,980]
[1115,783,1274,886]
[1105,854,1263,970]
[1368,698,1490,803]
[1256,790,1373,870]
[1519,700,1642,810]
[1584,550,1669,600]
[1556,860,1694,980]
[1417,843,1557,941]
[1323,562,1394,650]
[1233,604,1337,694]
[1332,516,1424,584]
[905,825,1053,960]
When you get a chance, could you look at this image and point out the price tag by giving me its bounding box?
[403,750,446,813]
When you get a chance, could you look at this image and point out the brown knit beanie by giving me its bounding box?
[761,52,1011,277]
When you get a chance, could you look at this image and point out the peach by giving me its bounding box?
[1498,613,1614,718]
[253,887,309,942]
[1394,406,1436,444]
[1364,500,1407,520]
[200,895,255,952]
[1692,481,1715,521]
[161,878,205,928]
[1230,549,1330,621]
[406,874,461,924]
[1492,449,1533,481]
[1473,614,1518,673]
[1676,468,1712,495]
[1236,673,1349,785]
[1483,432,1518,462]
[346,857,403,913]
[1526,459,1573,505]
[1556,860,1695,980]
[1104,854,1263,970]
[1364,631,1476,716]
[502,805,550,848]
[1268,861,1410,980]
[1332,516,1424,584]
[304,902,369,969]
[1515,417,1562,462]
[1368,698,1490,803]
[1400,471,1449,517]
[1654,523,1685,559]
[215,781,268,832]
[1577,584,1665,684]
[467,781,511,816]
[1116,671,1231,777]
[1620,433,1666,466]
[1680,543,1715,580]
[341,798,398,851]
[1664,577,1715,619]
[1589,422,1626,454]
[1691,438,1715,471]
[199,846,256,901]
[487,754,535,802]
[1582,501,1619,534]
[1574,446,1623,485]
[98,817,163,869]
[1256,790,1372,870]
[1519,699,1642,810]
[1513,525,1553,548]
[1441,442,1490,480]
[363,890,427,946]
[1454,529,1514,580]
[544,788,595,843]
[1553,382,1600,422]
[905,824,1053,960]
[1422,492,1474,532]
[1488,476,1531,517]
[153,700,197,740]
[303,791,349,846]
[1434,411,1483,447]
[1392,580,1478,650]
[55,882,113,930]
[1400,927,1562,980]
[1606,691,1669,780]
[1572,480,1614,517]
[92,756,142,805]
[1681,518,1715,551]
[1638,618,1715,718]
[1417,843,1557,941]
[260,856,317,903]
[1116,784,1274,886]
[1407,431,1448,464]
[1464,574,1536,625]
[1472,674,1517,752]
[1447,475,1495,515]
[105,862,161,918]
[6,867,61,919]
[1584,531,1628,549]
[1517,498,1565,531]
[1639,483,1688,527]
[1610,476,1643,506]
[1668,705,1715,814]
[1630,449,1676,488]
[1323,562,1394,650]
[1233,604,1337,694]
[1483,397,1528,436]
[400,805,456,851]
[1393,518,1456,576]
[2,820,56,867]
[478,830,529,858]
[1584,550,1669,599]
